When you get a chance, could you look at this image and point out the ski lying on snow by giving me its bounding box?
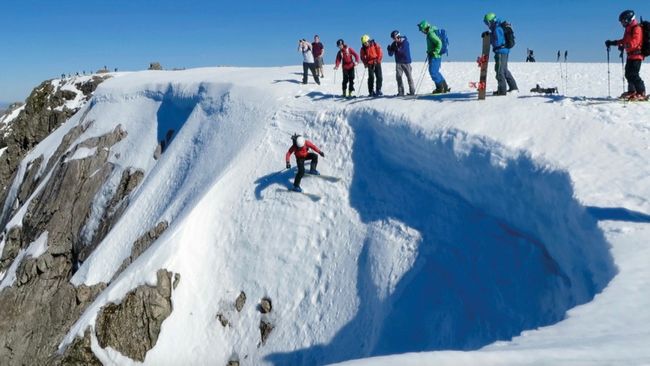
[303,173,341,183]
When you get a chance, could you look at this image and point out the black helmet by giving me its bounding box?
[336,39,345,47]
[619,10,635,25]
[390,30,400,39]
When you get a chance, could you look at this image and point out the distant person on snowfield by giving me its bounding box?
[334,39,360,97]
[606,10,646,101]
[417,20,449,95]
[299,39,320,85]
[387,30,415,96]
[285,134,325,192]
[484,13,518,96]
[526,49,536,62]
[360,34,384,96]
[312,35,325,78]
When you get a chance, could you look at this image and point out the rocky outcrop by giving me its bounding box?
[95,269,174,362]
[54,329,102,366]
[0,76,110,228]
[113,221,169,280]
[0,122,148,365]
[148,62,163,70]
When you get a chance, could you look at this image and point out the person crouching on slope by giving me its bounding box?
[334,39,360,97]
[606,10,646,101]
[285,134,325,193]
[417,20,450,94]
[360,34,384,96]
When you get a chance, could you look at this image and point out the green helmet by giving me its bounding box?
[484,12,497,25]
[417,20,430,31]
[361,34,370,44]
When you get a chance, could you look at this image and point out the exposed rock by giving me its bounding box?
[217,313,230,327]
[227,359,240,366]
[259,320,274,346]
[173,273,181,289]
[259,297,272,314]
[95,269,174,362]
[54,328,102,366]
[0,226,23,274]
[75,76,110,99]
[235,291,246,312]
[17,155,43,205]
[113,221,169,281]
[148,62,163,70]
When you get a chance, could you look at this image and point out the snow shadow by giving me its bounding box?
[154,86,200,153]
[266,110,615,365]
[254,169,295,199]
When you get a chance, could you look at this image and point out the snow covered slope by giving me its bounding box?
[3,62,649,365]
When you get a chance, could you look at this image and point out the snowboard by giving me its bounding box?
[477,32,491,100]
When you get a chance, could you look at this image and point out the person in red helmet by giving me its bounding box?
[606,10,646,101]
[285,134,325,192]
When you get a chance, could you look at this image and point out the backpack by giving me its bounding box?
[434,28,449,56]
[640,20,650,57]
[500,21,516,49]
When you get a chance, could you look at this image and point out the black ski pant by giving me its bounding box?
[342,68,355,94]
[294,153,318,188]
[367,63,383,94]
[303,62,320,84]
[494,53,518,93]
[625,59,645,95]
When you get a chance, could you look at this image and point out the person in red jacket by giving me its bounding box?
[334,39,360,97]
[606,10,646,101]
[285,134,325,192]
[360,34,384,96]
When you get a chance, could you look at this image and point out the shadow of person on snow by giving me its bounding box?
[254,169,296,200]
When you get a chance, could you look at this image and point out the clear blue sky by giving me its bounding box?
[1,0,648,102]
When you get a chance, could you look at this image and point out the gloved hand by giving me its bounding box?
[605,40,617,47]
[481,31,490,38]
[286,162,291,169]
[319,151,325,158]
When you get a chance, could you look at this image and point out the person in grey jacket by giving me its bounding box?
[299,39,320,85]
[387,30,415,96]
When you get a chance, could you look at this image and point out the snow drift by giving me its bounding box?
[4,62,643,365]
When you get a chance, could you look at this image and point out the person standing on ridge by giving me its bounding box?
[417,20,450,94]
[360,34,384,96]
[387,30,415,96]
[483,13,518,96]
[606,10,646,101]
[312,35,325,78]
[334,39,360,97]
[285,134,325,193]
[299,39,320,85]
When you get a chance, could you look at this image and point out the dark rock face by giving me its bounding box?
[95,269,174,362]
[0,79,150,365]
[54,329,102,366]
[148,62,163,70]
[259,320,274,346]
[113,221,169,280]
[235,291,247,312]
[0,76,110,229]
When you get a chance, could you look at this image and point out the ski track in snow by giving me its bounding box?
[1,63,648,365]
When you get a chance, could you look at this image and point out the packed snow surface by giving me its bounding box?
[4,62,649,365]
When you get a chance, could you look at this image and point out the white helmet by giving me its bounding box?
[296,136,305,148]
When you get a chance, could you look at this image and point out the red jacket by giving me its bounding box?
[335,46,360,71]
[618,19,645,61]
[360,40,383,66]
[285,140,322,162]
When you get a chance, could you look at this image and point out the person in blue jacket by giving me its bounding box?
[387,30,415,96]
[484,13,518,95]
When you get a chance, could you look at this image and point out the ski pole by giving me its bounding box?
[358,65,366,96]
[564,50,569,96]
[557,50,562,93]
[620,47,625,95]
[414,56,430,96]
[607,46,611,98]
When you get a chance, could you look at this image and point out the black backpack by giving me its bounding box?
[640,20,650,57]
[500,21,516,49]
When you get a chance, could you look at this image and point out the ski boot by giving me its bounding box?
[629,93,648,101]
[376,90,383,96]
[619,91,636,100]
[369,90,376,97]
[308,169,320,175]
[292,185,303,193]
